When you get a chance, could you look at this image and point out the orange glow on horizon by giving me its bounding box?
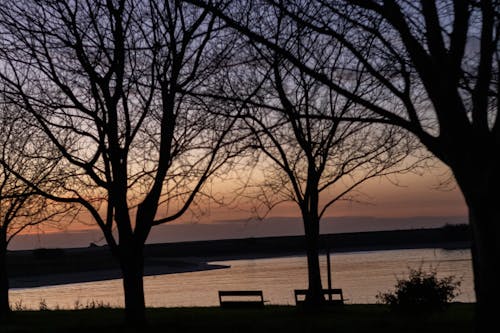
[14,162,467,238]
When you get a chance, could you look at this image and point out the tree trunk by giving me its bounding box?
[0,239,9,319]
[468,207,500,332]
[303,217,324,308]
[119,245,146,325]
[452,158,500,331]
[467,196,499,331]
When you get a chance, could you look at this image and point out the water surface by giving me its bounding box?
[10,248,473,309]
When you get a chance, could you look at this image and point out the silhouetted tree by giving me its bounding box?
[0,0,237,323]
[0,111,69,318]
[188,0,498,327]
[225,24,415,307]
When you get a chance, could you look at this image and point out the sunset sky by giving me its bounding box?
[11,159,467,251]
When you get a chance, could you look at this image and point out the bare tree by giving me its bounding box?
[189,0,498,326]
[0,0,237,323]
[225,23,415,307]
[0,111,69,317]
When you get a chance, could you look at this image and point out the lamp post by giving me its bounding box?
[326,245,332,301]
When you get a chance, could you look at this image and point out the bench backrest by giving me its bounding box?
[294,289,344,302]
[219,290,263,297]
[218,290,264,307]
[323,289,343,298]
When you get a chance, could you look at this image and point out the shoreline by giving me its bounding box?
[10,261,229,289]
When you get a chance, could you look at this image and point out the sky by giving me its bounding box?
[10,160,468,250]
[0,2,470,252]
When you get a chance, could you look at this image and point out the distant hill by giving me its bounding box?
[143,224,471,258]
[10,215,467,250]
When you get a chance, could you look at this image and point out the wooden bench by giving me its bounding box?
[218,290,265,308]
[294,288,344,306]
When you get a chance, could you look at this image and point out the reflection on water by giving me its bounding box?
[10,248,474,309]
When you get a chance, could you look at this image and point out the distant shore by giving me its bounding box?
[9,226,470,289]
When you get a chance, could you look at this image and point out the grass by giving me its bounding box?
[0,304,474,333]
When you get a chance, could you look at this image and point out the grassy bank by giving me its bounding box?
[0,304,474,333]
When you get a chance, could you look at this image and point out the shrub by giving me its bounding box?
[39,298,49,311]
[74,299,112,310]
[12,299,27,311]
[377,266,461,313]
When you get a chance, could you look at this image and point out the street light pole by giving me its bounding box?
[326,246,332,301]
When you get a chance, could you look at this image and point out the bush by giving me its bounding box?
[377,267,461,313]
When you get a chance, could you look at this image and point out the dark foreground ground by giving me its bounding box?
[0,304,474,333]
